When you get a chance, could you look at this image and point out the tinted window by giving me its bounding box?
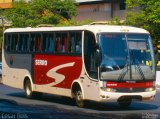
[84,31,97,79]
[69,32,82,54]
[30,33,41,52]
[55,32,69,53]
[4,31,82,55]
[11,34,18,52]
[42,33,54,53]
[19,34,30,52]
[4,34,11,52]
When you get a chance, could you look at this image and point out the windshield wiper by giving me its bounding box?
[118,60,146,81]
[134,60,145,80]
[130,51,145,80]
[118,59,129,81]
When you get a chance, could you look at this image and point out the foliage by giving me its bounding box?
[125,0,160,45]
[3,0,77,27]
[108,17,123,25]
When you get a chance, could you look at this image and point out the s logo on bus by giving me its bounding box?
[46,62,75,86]
[9,55,13,65]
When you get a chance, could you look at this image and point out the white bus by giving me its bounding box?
[2,24,156,107]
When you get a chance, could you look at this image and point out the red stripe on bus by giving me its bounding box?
[106,81,154,88]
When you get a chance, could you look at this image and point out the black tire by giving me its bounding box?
[24,80,43,99]
[118,99,132,108]
[75,90,84,108]
[33,92,43,99]
[24,80,33,98]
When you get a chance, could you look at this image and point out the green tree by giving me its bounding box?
[125,0,160,45]
[3,0,77,27]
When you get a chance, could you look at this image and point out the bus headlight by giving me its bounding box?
[100,87,117,92]
[145,87,155,92]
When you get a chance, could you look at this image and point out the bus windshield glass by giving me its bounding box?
[99,33,155,81]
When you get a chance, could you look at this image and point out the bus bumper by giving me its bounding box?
[99,90,156,102]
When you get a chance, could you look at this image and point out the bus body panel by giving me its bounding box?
[34,84,72,97]
[33,54,82,89]
[77,75,101,101]
[2,52,32,89]
[99,90,156,102]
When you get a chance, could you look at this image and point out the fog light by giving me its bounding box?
[145,87,154,92]
[100,95,105,98]
[100,87,117,92]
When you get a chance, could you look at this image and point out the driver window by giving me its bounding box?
[84,31,98,79]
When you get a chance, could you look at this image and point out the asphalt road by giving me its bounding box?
[0,84,160,119]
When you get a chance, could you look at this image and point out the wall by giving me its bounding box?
[0,0,12,9]
[74,0,126,22]
[74,3,112,22]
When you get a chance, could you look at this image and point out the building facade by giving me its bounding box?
[75,0,126,22]
[0,0,126,22]
[0,0,12,9]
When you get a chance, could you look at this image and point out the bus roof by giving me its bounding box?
[4,25,149,34]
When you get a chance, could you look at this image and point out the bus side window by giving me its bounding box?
[34,34,41,52]
[23,34,29,52]
[48,34,54,53]
[55,33,61,53]
[5,34,11,52]
[27,34,30,52]
[70,33,75,53]
[18,34,22,51]
[75,32,82,53]
[84,31,97,79]
[30,33,41,52]
[55,32,68,53]
[30,34,34,52]
[42,33,54,53]
[62,33,68,53]
[19,34,29,52]
[37,35,41,52]
[46,35,50,52]
[11,34,18,52]
[69,32,82,54]
[42,33,48,52]
[22,36,25,51]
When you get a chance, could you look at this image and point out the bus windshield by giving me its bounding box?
[99,33,155,81]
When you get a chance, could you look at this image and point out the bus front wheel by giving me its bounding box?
[75,90,84,108]
[118,97,132,108]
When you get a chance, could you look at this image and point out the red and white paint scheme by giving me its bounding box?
[2,24,156,107]
[34,55,82,89]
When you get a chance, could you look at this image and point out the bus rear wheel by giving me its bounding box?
[75,90,84,108]
[24,80,42,99]
[24,80,33,98]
